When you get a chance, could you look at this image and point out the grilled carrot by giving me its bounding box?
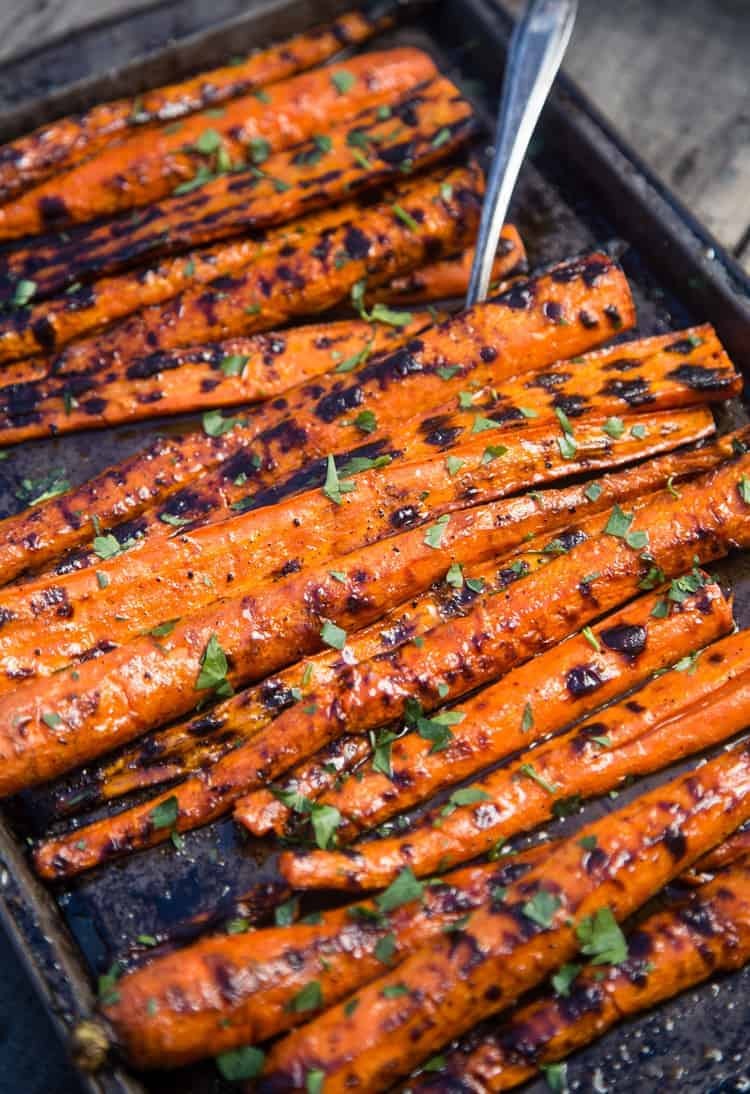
[0,10,387,202]
[0,309,439,443]
[426,854,750,1092]
[0,158,479,374]
[261,741,750,1092]
[0,48,436,240]
[0,78,476,317]
[103,847,548,1071]
[0,408,712,689]
[241,578,730,840]
[53,428,749,815]
[0,252,633,585]
[0,314,732,445]
[282,620,750,890]
[373,237,526,304]
[31,449,750,876]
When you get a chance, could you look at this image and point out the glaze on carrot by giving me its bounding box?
[0,160,481,377]
[0,48,436,239]
[0,408,711,690]
[30,449,750,875]
[0,252,633,586]
[0,10,387,202]
[281,621,750,891]
[0,78,476,319]
[260,742,750,1092]
[423,853,750,1091]
[0,315,732,446]
[52,428,750,815]
[240,579,730,840]
[103,847,548,1071]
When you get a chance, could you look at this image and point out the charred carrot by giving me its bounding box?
[31,449,750,875]
[0,315,732,446]
[0,252,633,585]
[0,78,477,317]
[0,49,436,240]
[54,428,749,814]
[425,854,750,1092]
[283,625,750,892]
[0,408,711,688]
[0,309,437,443]
[373,236,526,304]
[260,741,750,1092]
[103,846,548,1071]
[0,10,387,202]
[241,578,730,840]
[0,158,479,370]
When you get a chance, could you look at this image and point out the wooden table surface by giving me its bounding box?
[0,3,748,1094]
[1,0,748,268]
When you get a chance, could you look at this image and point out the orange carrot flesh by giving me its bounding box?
[0,407,711,690]
[426,854,750,1092]
[374,236,527,304]
[103,846,548,1071]
[240,579,730,841]
[280,621,750,891]
[29,450,750,876]
[0,48,436,240]
[0,10,387,202]
[51,428,749,816]
[0,78,478,357]
[0,159,480,377]
[0,312,732,447]
[260,742,750,1092]
[0,252,633,586]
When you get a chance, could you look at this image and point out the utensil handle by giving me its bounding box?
[466,0,578,306]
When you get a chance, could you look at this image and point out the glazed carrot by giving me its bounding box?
[0,408,711,689]
[0,309,440,443]
[688,827,750,875]
[54,428,749,815]
[103,847,549,1071]
[0,10,387,202]
[0,252,632,585]
[241,579,730,839]
[31,450,750,876]
[0,78,476,318]
[282,620,750,891]
[0,158,479,375]
[264,742,750,1093]
[373,238,526,304]
[0,48,436,240]
[0,314,732,446]
[426,854,750,1092]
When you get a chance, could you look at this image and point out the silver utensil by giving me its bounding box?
[466,0,578,306]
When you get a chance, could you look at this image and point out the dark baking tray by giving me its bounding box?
[1,2,750,1092]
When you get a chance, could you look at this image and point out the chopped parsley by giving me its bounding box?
[376,867,424,912]
[149,795,179,830]
[216,1046,265,1081]
[196,634,232,696]
[575,906,628,964]
[522,889,562,928]
[331,69,356,94]
[424,513,450,548]
[320,619,347,650]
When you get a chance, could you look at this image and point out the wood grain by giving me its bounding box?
[0,0,747,269]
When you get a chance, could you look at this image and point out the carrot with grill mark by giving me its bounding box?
[283,620,750,891]
[0,77,477,318]
[0,308,440,443]
[260,741,750,1093]
[103,847,548,1072]
[425,854,750,1092]
[51,428,749,816]
[0,9,387,203]
[0,315,731,447]
[31,450,750,876]
[374,236,527,304]
[240,579,730,840]
[0,408,711,689]
[0,159,479,376]
[0,48,436,240]
[0,252,632,586]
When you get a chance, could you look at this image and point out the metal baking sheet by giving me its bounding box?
[0,1,749,1092]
